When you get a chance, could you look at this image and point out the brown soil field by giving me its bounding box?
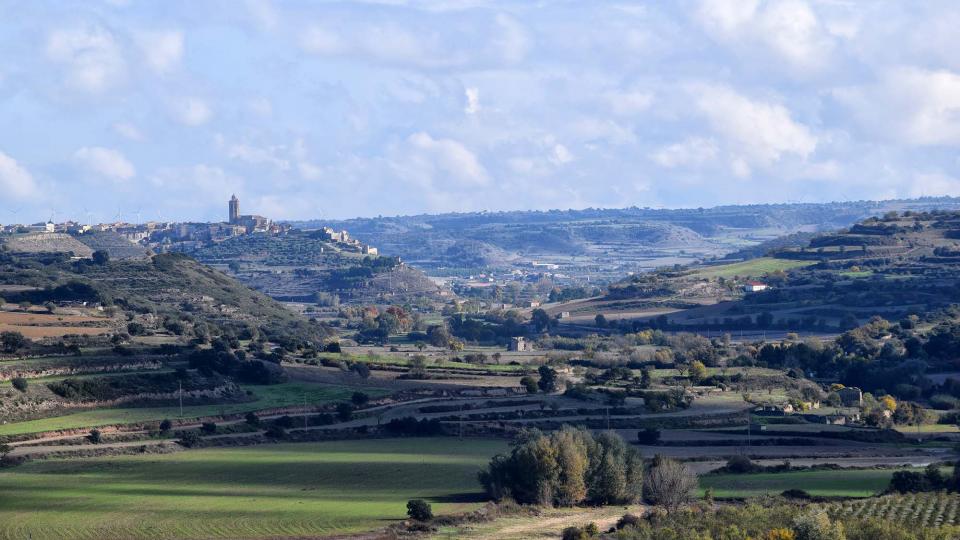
[0,312,104,325]
[0,324,111,337]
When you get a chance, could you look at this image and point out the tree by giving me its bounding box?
[245,412,260,426]
[351,362,371,379]
[792,511,845,540]
[11,376,28,393]
[336,402,353,421]
[201,422,217,434]
[537,365,558,393]
[880,395,897,412]
[1,331,26,353]
[92,249,110,265]
[351,391,370,406]
[520,376,539,394]
[406,499,433,521]
[409,355,429,378]
[479,427,642,507]
[88,429,103,444]
[595,314,607,328]
[532,308,552,332]
[159,419,173,433]
[643,455,698,513]
[689,360,707,384]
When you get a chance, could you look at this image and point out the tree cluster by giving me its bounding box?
[478,427,643,506]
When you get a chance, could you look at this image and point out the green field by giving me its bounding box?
[700,468,917,499]
[693,257,816,279]
[0,382,390,437]
[0,438,505,539]
[320,352,527,373]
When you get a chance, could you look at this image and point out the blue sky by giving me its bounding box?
[1,0,960,223]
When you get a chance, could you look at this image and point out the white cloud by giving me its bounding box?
[46,25,125,93]
[695,0,834,74]
[0,151,37,199]
[837,66,960,146]
[113,122,144,141]
[651,137,719,168]
[136,30,184,75]
[492,13,529,64]
[172,97,212,126]
[299,26,344,55]
[464,87,481,115]
[694,84,817,168]
[605,89,653,116]
[220,140,291,171]
[551,143,573,165]
[74,146,136,181]
[394,132,489,187]
[150,164,243,199]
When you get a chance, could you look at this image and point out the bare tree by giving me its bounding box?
[643,456,698,513]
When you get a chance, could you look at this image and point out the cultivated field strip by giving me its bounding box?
[825,492,960,528]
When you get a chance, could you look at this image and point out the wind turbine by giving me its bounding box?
[134,207,142,224]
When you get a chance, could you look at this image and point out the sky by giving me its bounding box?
[1,0,960,223]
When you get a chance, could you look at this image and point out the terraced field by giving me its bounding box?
[692,257,816,279]
[700,468,919,499]
[0,382,390,436]
[0,438,506,539]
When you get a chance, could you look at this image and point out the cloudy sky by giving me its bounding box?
[1,0,960,223]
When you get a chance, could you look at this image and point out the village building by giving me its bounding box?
[743,281,769,293]
[837,387,863,407]
[508,336,530,352]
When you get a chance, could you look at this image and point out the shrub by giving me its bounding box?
[178,431,201,448]
[11,377,28,393]
[1,331,26,353]
[159,419,173,433]
[245,412,260,425]
[724,455,759,474]
[264,424,286,439]
[616,513,643,530]
[406,499,433,521]
[336,402,353,421]
[520,376,538,394]
[637,428,660,444]
[88,429,102,444]
[792,511,844,540]
[201,422,217,434]
[351,391,369,406]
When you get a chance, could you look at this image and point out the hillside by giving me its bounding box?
[296,197,960,279]
[73,231,150,260]
[552,209,960,332]
[0,250,330,347]
[1,233,93,258]
[185,230,444,304]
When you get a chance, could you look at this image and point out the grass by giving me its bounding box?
[839,270,874,278]
[319,352,527,373]
[0,438,506,539]
[0,382,390,437]
[700,468,920,499]
[693,257,816,279]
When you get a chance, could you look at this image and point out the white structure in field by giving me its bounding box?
[743,281,769,293]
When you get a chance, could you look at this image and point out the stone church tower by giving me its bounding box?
[229,194,240,224]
